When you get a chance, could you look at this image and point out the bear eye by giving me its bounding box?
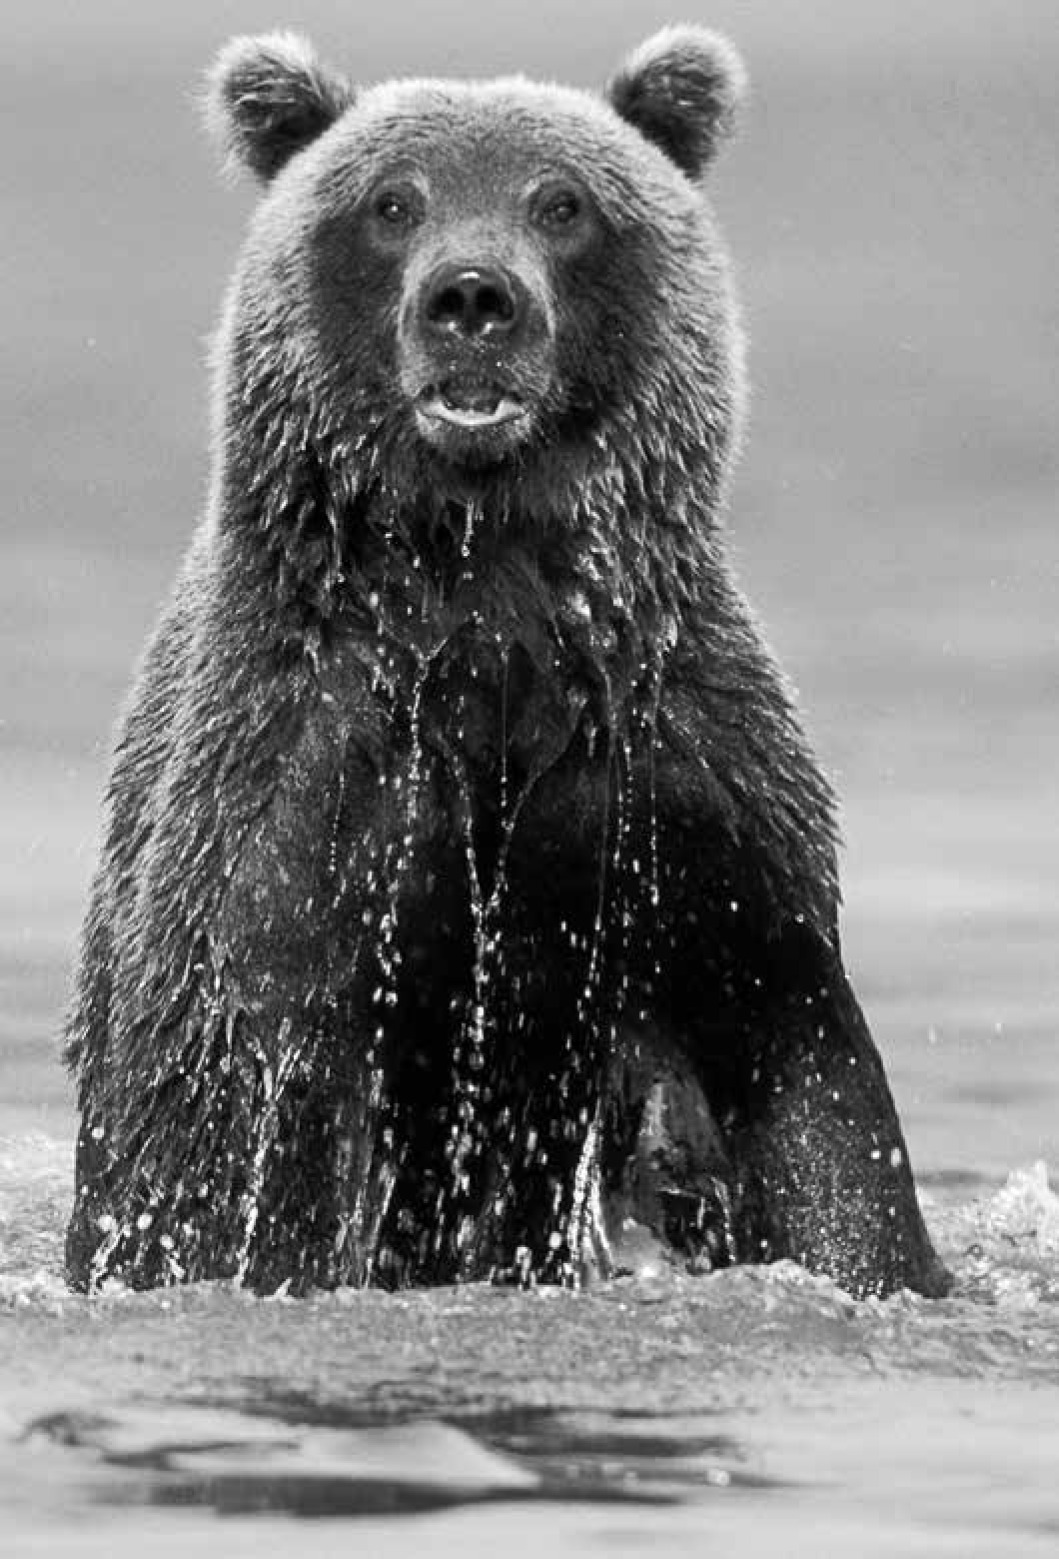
[373,190,419,228]
[535,189,583,230]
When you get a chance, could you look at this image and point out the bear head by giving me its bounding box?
[205,29,747,527]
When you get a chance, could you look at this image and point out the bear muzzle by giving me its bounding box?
[399,252,554,457]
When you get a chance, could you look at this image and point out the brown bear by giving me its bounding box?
[64,28,950,1299]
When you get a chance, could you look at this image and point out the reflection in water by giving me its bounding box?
[25,1402,769,1518]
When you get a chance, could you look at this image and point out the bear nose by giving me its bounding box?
[423,265,522,339]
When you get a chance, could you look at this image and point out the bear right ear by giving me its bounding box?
[606,26,747,179]
[206,33,354,184]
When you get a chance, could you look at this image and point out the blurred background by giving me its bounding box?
[3,0,1057,1182]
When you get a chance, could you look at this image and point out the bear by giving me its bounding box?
[63,27,950,1300]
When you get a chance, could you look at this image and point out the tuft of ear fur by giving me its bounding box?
[205,32,353,183]
[606,26,747,179]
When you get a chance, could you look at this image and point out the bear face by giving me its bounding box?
[208,29,746,510]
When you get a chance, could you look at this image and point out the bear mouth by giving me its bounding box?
[417,378,526,431]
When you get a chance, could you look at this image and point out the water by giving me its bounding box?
[2,1133,1059,1555]
[5,2,1058,1551]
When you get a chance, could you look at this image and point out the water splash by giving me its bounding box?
[567,1101,613,1279]
[941,1161,1059,1307]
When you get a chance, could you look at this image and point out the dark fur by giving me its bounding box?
[207,32,354,182]
[65,30,949,1299]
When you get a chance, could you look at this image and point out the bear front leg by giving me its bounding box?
[64,684,408,1294]
[66,903,400,1294]
[697,930,951,1298]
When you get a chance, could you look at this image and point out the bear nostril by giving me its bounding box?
[424,267,520,338]
[476,284,514,323]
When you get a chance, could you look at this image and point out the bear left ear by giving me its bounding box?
[606,26,747,179]
[206,32,354,183]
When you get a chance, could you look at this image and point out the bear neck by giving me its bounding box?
[207,315,773,798]
[213,330,736,665]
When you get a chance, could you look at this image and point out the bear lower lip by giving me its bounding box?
[418,382,525,430]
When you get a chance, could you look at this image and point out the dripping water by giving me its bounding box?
[234,1029,298,1287]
